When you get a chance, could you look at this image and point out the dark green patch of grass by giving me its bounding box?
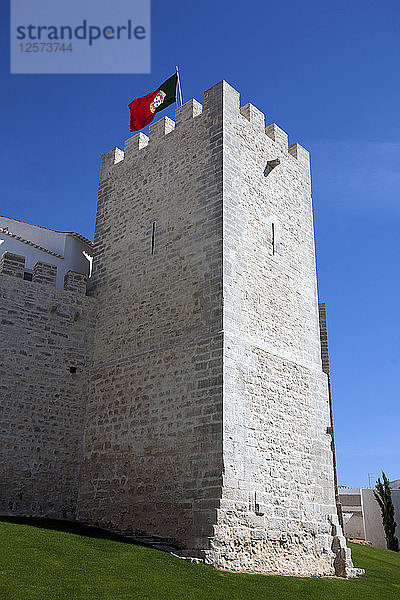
[1,517,400,600]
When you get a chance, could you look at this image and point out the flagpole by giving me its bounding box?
[176,65,183,107]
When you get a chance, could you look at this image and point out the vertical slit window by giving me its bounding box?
[151,221,156,254]
[271,223,275,255]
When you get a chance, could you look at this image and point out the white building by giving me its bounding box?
[339,486,400,548]
[0,215,93,288]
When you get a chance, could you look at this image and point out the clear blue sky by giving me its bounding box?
[1,1,399,488]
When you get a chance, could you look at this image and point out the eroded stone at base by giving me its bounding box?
[329,514,360,578]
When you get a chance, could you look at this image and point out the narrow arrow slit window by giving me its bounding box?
[272,222,275,255]
[151,221,156,254]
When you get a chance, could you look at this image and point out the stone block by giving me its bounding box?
[240,103,265,129]
[0,251,25,278]
[99,147,124,182]
[124,132,149,159]
[265,123,288,150]
[64,271,87,294]
[175,99,203,124]
[33,261,57,286]
[149,116,175,140]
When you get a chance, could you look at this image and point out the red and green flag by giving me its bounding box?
[128,73,178,132]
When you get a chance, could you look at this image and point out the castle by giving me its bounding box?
[0,80,357,577]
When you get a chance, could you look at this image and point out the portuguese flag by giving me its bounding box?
[128,73,178,132]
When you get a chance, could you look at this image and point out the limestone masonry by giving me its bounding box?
[0,81,357,576]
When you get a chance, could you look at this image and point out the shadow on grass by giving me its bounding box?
[0,515,160,548]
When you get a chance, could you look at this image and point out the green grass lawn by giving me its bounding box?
[1,518,400,600]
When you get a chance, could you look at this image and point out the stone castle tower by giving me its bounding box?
[0,80,355,576]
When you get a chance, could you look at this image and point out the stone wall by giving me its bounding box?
[0,252,95,519]
[76,81,354,576]
[196,82,350,575]
[76,93,225,552]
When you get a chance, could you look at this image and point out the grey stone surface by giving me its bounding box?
[64,270,88,294]
[76,81,354,576]
[0,258,95,519]
[0,251,25,278]
[33,261,57,286]
[77,85,225,551]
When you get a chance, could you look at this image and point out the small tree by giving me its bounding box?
[374,471,399,552]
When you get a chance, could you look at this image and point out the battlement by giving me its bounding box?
[0,251,87,294]
[99,80,309,181]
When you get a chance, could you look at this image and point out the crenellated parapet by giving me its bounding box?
[175,98,203,124]
[99,80,310,182]
[0,251,25,278]
[265,123,289,151]
[33,261,57,286]
[0,251,88,294]
[64,270,87,294]
[240,102,265,129]
[238,100,309,168]
[99,146,124,182]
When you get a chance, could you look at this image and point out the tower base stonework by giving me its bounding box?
[75,80,356,577]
